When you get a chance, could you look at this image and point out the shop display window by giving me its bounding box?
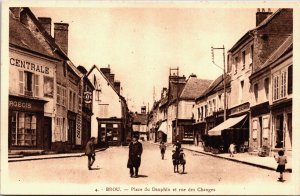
[11,111,37,146]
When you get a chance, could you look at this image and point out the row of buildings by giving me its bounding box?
[148,8,293,157]
[8,7,132,153]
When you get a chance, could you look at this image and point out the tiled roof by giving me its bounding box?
[9,12,58,59]
[133,113,148,125]
[180,77,212,100]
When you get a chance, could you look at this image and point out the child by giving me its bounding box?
[274,150,287,182]
[229,143,235,157]
[159,142,166,160]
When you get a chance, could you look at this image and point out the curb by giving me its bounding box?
[8,148,107,162]
[182,147,292,173]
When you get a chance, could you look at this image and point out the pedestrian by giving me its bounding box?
[274,150,287,182]
[85,137,96,170]
[229,143,235,157]
[173,140,181,153]
[159,141,166,160]
[127,136,143,178]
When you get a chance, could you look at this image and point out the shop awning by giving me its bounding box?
[208,114,247,136]
[158,121,167,135]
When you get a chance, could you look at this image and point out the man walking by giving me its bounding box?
[85,137,96,170]
[127,136,143,178]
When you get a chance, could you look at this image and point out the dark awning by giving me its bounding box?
[208,114,247,136]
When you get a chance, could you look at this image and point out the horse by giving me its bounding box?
[172,149,186,174]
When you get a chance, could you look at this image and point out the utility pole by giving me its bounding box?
[211,45,227,121]
[170,67,179,142]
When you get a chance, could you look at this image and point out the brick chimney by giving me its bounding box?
[100,68,111,81]
[109,74,115,84]
[114,81,121,94]
[54,23,69,55]
[256,8,273,26]
[38,17,52,35]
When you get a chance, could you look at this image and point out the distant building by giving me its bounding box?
[87,65,130,146]
[132,106,148,141]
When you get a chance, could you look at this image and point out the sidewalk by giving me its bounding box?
[149,141,292,173]
[8,148,107,162]
[182,144,292,173]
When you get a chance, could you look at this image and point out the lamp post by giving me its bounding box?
[211,45,227,121]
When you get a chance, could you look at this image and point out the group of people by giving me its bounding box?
[84,137,287,182]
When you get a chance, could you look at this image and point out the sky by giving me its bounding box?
[31,6,260,112]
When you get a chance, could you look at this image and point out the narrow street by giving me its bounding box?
[8,142,292,194]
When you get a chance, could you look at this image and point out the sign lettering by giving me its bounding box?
[9,100,32,109]
[10,57,50,75]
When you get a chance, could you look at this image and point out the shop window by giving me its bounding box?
[55,117,66,142]
[11,112,37,146]
[288,65,292,94]
[275,115,284,148]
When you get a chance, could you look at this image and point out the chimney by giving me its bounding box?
[114,81,121,94]
[10,7,22,19]
[100,68,111,81]
[109,74,115,84]
[256,8,273,26]
[54,23,69,55]
[169,75,186,83]
[38,17,52,35]
[161,87,168,99]
[141,106,146,114]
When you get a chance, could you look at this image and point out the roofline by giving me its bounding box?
[22,7,69,60]
[9,43,62,62]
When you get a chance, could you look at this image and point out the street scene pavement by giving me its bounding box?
[8,142,292,194]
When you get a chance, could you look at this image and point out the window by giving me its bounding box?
[240,80,244,103]
[55,117,66,142]
[69,90,72,110]
[72,92,76,112]
[99,104,109,117]
[254,83,258,101]
[273,70,288,101]
[235,56,238,74]
[208,101,212,115]
[262,116,269,139]
[95,90,101,102]
[197,108,200,121]
[57,85,67,107]
[264,78,269,99]
[213,99,216,112]
[204,105,207,117]
[11,112,37,146]
[242,51,246,69]
[288,65,292,94]
[19,71,39,97]
[275,114,284,148]
[250,45,254,64]
[218,95,222,110]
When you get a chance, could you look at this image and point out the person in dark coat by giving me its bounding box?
[85,137,96,170]
[127,136,143,177]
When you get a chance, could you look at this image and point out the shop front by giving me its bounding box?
[270,99,292,153]
[97,118,122,147]
[67,111,77,147]
[8,95,49,150]
[172,119,195,144]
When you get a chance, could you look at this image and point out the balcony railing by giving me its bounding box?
[24,90,33,97]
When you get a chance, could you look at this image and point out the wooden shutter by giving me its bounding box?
[19,71,24,94]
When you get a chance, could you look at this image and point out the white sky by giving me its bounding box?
[30,6,261,112]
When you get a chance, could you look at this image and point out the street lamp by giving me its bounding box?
[211,45,227,121]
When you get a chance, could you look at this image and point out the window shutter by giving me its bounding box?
[34,74,39,97]
[19,71,24,94]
